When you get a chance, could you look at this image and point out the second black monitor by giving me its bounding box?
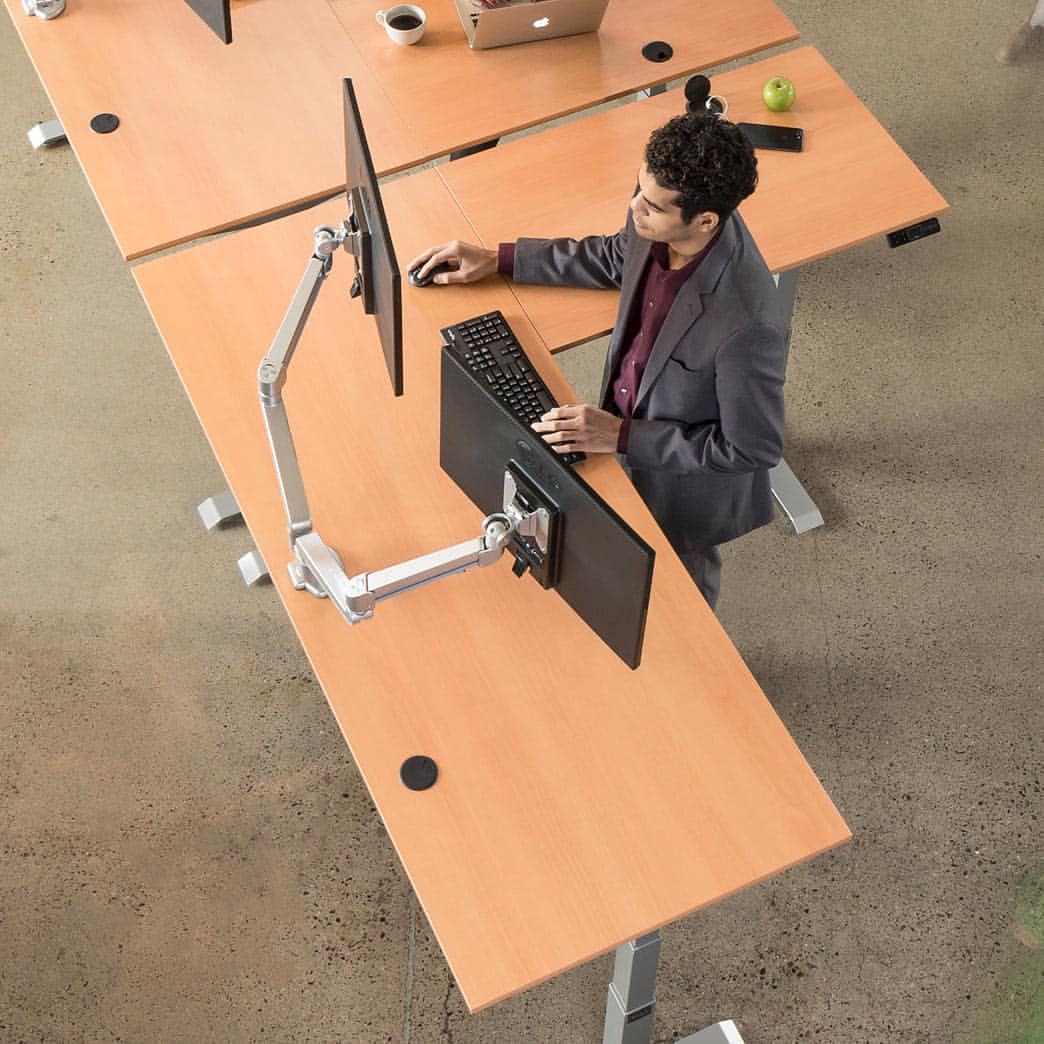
[440,348,654,669]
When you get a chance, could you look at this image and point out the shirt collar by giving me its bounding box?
[650,226,723,274]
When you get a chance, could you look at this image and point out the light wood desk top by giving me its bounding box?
[5,0,794,261]
[2,0,411,260]
[133,169,849,1012]
[330,0,798,159]
[437,45,950,351]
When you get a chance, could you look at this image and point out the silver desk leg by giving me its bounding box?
[774,268,800,321]
[197,490,242,530]
[27,118,66,149]
[603,934,747,1044]
[197,492,268,585]
[678,1020,747,1044]
[237,550,269,586]
[604,933,661,1044]
[772,269,824,534]
[771,459,824,534]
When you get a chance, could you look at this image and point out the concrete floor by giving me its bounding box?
[1,1,1041,1042]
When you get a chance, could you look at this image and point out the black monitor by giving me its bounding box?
[183,0,232,44]
[343,79,404,397]
[439,348,655,669]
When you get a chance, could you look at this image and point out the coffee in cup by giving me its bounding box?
[376,4,426,44]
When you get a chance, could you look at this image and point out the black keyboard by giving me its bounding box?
[440,311,585,465]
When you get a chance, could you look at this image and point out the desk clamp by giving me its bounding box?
[257,217,549,625]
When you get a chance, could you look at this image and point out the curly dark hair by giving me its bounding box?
[644,114,758,223]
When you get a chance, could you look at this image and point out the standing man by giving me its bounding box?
[408,113,788,609]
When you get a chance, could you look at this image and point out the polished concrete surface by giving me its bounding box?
[1,2,1041,1042]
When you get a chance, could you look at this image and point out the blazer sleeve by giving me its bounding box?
[623,322,787,476]
[512,228,629,290]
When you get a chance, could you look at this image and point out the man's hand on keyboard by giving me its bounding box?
[532,405,622,455]
[407,241,498,285]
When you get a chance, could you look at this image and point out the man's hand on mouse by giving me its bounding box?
[407,241,499,285]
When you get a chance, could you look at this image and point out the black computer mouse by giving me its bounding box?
[408,261,455,287]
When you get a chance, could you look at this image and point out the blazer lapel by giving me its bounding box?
[633,215,738,409]
[599,214,652,407]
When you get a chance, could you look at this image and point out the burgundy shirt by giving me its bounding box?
[498,234,720,452]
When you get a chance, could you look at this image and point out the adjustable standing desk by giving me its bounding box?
[2,0,414,260]
[133,168,849,1022]
[328,0,798,159]
[4,0,797,260]
[436,46,949,532]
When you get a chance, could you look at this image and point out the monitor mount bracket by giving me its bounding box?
[257,219,551,626]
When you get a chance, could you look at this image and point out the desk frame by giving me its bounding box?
[604,933,749,1044]
[771,269,825,534]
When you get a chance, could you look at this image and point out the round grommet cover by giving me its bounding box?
[642,41,673,63]
[90,113,120,134]
[400,755,438,791]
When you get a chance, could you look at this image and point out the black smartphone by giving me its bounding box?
[737,122,804,153]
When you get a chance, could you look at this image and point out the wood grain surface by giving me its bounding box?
[2,0,410,258]
[133,169,849,1012]
[329,0,798,159]
[438,46,950,351]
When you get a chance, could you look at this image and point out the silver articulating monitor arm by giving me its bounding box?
[257,219,551,627]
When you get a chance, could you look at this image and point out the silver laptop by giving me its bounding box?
[455,0,610,50]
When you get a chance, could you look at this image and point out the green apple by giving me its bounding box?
[762,76,796,112]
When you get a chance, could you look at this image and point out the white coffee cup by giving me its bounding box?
[376,4,426,45]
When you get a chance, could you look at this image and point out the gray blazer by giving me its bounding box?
[513,209,788,550]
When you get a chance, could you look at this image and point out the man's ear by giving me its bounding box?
[692,210,720,235]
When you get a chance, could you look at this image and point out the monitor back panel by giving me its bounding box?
[440,347,653,668]
[183,0,232,43]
